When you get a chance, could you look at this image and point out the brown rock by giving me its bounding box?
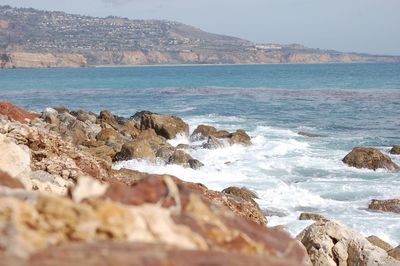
[0,101,38,123]
[298,213,327,221]
[203,135,225,149]
[367,235,393,252]
[390,145,400,155]
[190,125,217,141]
[114,140,155,161]
[135,128,166,150]
[168,150,193,168]
[119,120,140,139]
[214,130,230,138]
[388,247,400,260]
[228,129,252,146]
[109,168,149,184]
[140,112,189,139]
[188,159,204,170]
[222,186,260,209]
[0,170,25,189]
[342,147,400,171]
[368,199,400,213]
[176,143,190,149]
[86,145,116,160]
[97,110,120,130]
[156,145,176,162]
[96,128,119,142]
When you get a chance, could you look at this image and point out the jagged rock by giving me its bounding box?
[228,129,252,145]
[202,135,225,149]
[390,145,400,155]
[135,128,166,151]
[342,147,400,171]
[0,170,25,189]
[188,159,204,170]
[41,108,60,125]
[97,110,120,130]
[114,140,155,161]
[139,112,189,139]
[0,134,32,189]
[214,130,230,138]
[222,186,260,209]
[367,235,393,252]
[176,143,190,149]
[70,110,97,124]
[297,220,398,266]
[368,199,400,213]
[190,125,217,141]
[298,131,323,137]
[156,145,176,162]
[118,120,140,139]
[168,150,195,168]
[299,213,327,221]
[30,171,73,195]
[0,101,38,123]
[388,247,400,260]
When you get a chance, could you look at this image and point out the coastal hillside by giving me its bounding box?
[0,5,400,68]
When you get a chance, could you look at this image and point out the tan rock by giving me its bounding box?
[114,140,155,161]
[299,213,327,221]
[368,199,400,213]
[228,129,252,145]
[140,113,189,139]
[70,176,109,203]
[190,124,217,141]
[367,235,393,252]
[342,147,399,171]
[388,247,400,261]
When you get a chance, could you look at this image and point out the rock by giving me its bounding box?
[214,130,230,138]
[97,110,120,130]
[119,120,140,139]
[367,235,393,252]
[222,186,260,209]
[139,112,189,139]
[299,213,327,221]
[0,101,38,123]
[342,147,400,171]
[190,125,217,141]
[0,170,25,189]
[368,199,400,213]
[202,135,225,149]
[388,247,400,260]
[188,159,204,170]
[114,140,155,161]
[86,145,116,159]
[70,110,97,124]
[130,110,154,123]
[297,220,399,266]
[176,143,190,149]
[228,129,252,146]
[63,120,88,145]
[135,128,166,150]
[96,127,120,143]
[156,145,176,162]
[168,150,193,168]
[109,168,149,184]
[0,134,32,189]
[298,131,323,137]
[70,176,109,203]
[390,145,400,155]
[41,108,60,125]
[30,171,74,196]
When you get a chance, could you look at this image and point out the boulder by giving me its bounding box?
[70,110,97,124]
[368,199,400,213]
[297,220,399,266]
[30,170,73,196]
[114,140,155,161]
[367,235,393,252]
[342,147,400,171]
[388,247,400,260]
[0,101,38,123]
[222,186,260,210]
[135,129,166,150]
[139,112,189,139]
[97,110,120,130]
[214,130,230,138]
[389,145,400,155]
[203,135,225,149]
[41,108,60,125]
[299,213,327,221]
[0,170,25,189]
[190,125,217,141]
[228,129,252,146]
[168,150,193,167]
[156,145,176,162]
[188,159,204,170]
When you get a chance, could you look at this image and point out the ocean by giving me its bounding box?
[1,63,399,245]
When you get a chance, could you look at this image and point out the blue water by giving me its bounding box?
[1,63,400,244]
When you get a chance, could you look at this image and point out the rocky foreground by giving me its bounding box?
[0,101,399,265]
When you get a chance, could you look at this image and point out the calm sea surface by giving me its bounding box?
[1,63,400,244]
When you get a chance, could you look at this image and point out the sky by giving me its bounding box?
[1,0,399,55]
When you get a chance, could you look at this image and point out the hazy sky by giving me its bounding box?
[1,0,399,55]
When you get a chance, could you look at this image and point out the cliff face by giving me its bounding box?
[0,5,399,68]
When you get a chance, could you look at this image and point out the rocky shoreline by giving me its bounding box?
[0,101,399,265]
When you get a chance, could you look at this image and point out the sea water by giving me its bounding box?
[1,63,399,245]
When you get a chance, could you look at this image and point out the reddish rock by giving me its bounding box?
[0,101,38,123]
[0,170,25,189]
[368,199,400,213]
[342,147,399,171]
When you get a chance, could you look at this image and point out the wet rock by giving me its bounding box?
[188,159,204,170]
[342,147,400,171]
[139,112,189,139]
[388,247,400,260]
[0,170,25,189]
[130,110,154,123]
[114,140,155,161]
[203,135,225,149]
[297,220,398,266]
[0,101,38,123]
[368,199,400,213]
[156,145,176,162]
[190,124,217,141]
[222,186,260,209]
[176,143,190,149]
[298,131,323,137]
[168,150,193,167]
[228,129,252,146]
[367,235,393,252]
[389,145,400,155]
[299,212,327,221]
[214,130,230,138]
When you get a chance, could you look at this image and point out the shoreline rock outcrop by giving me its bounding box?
[342,147,400,171]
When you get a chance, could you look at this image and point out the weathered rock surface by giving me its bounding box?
[297,220,399,266]
[388,247,400,261]
[203,135,225,149]
[138,112,189,139]
[114,140,156,161]
[0,101,38,123]
[299,213,327,222]
[228,129,252,145]
[190,125,218,141]
[390,145,400,155]
[222,186,260,210]
[368,199,400,213]
[367,235,393,252]
[342,147,400,171]
[0,171,25,189]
